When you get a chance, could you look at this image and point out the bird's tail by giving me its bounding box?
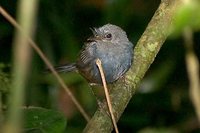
[45,63,77,73]
[54,63,77,72]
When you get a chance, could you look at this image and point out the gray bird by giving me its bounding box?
[54,24,134,84]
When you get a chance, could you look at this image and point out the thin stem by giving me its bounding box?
[95,59,119,133]
[183,27,200,124]
[0,6,90,122]
[2,0,37,132]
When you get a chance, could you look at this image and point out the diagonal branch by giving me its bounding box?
[0,6,90,122]
[83,0,182,132]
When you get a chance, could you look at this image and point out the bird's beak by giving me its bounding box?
[88,27,102,41]
[90,27,98,36]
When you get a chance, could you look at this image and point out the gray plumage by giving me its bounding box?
[55,24,133,84]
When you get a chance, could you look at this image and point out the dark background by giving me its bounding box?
[0,0,200,132]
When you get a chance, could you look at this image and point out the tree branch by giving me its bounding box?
[83,0,182,132]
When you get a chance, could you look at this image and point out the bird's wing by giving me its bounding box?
[78,42,97,65]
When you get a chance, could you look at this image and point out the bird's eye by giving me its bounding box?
[105,33,112,39]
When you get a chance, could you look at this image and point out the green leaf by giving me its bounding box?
[170,0,200,37]
[23,107,67,133]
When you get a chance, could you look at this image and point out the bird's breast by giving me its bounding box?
[77,42,133,84]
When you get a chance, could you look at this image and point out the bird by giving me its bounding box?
[54,24,134,84]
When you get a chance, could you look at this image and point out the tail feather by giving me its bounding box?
[54,63,77,73]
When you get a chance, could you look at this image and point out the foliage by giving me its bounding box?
[0,63,10,93]
[22,107,67,133]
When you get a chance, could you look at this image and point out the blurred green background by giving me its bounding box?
[0,0,200,132]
